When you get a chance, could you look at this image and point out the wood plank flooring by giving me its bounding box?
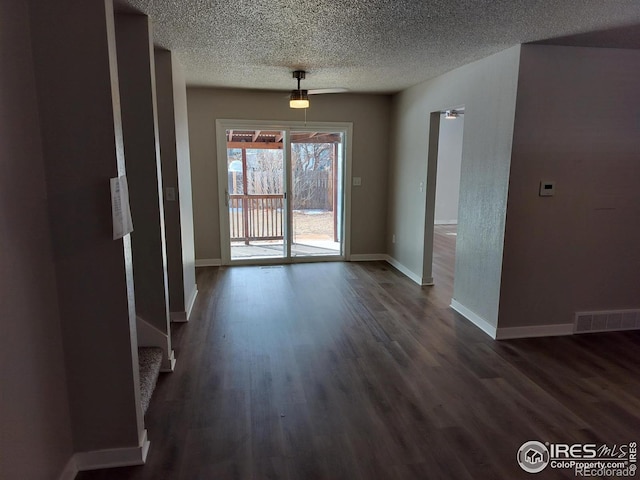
[78,226,640,479]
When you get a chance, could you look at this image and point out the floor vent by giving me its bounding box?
[575,309,640,334]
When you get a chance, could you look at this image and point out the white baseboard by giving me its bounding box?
[347,254,428,285]
[349,253,388,261]
[74,429,150,471]
[386,256,433,286]
[450,299,575,340]
[195,254,433,287]
[195,254,436,288]
[58,456,78,480]
[161,349,176,372]
[186,287,198,320]
[195,258,221,267]
[495,323,574,340]
[450,299,497,339]
[170,288,198,323]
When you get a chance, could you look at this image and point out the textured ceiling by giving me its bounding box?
[122,0,640,93]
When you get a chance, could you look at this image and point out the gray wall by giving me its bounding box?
[116,14,171,337]
[0,1,74,478]
[172,57,198,312]
[155,50,185,315]
[388,46,521,325]
[186,88,391,261]
[499,44,640,328]
[29,0,143,451]
[434,115,464,224]
[155,50,197,319]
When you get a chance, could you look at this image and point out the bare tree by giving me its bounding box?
[247,149,283,195]
[292,143,333,210]
[228,144,333,210]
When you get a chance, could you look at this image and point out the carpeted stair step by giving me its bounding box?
[138,347,163,415]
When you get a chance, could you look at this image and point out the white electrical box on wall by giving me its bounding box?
[539,181,555,197]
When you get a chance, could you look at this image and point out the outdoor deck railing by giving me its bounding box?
[229,194,284,242]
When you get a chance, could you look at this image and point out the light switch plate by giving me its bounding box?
[166,187,176,201]
[539,181,555,197]
[353,177,362,186]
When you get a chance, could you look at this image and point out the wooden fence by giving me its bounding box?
[292,170,332,211]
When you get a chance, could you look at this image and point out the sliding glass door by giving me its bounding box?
[290,131,343,258]
[217,121,350,264]
[226,130,286,260]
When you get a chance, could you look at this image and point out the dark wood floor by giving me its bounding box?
[79,226,640,479]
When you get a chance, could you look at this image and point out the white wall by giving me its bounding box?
[0,1,73,478]
[186,88,391,261]
[434,115,464,224]
[499,44,640,328]
[388,46,521,326]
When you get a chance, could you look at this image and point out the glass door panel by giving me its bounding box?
[226,129,286,260]
[290,131,343,257]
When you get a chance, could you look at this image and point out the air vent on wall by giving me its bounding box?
[575,309,640,334]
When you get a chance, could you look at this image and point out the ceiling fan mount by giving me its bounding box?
[289,70,348,109]
[289,70,309,109]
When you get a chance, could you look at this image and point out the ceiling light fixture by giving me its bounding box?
[290,70,309,109]
[445,109,459,120]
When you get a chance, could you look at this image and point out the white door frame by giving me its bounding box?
[422,106,465,285]
[215,119,353,265]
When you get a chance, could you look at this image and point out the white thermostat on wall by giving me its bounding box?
[539,181,555,197]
